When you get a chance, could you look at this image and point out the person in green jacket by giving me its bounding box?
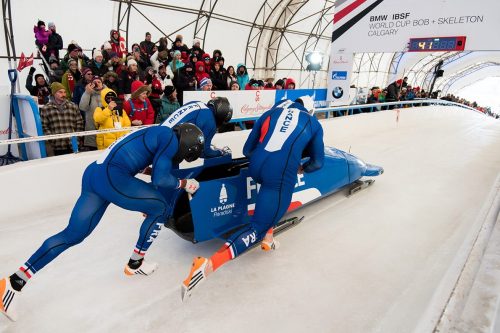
[157,85,180,123]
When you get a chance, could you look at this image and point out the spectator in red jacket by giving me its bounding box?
[123,81,155,126]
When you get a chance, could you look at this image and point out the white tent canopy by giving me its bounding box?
[1,0,499,99]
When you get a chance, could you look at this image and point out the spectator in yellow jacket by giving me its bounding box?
[93,88,131,149]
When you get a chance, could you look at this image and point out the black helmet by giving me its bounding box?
[207,97,233,127]
[173,123,205,163]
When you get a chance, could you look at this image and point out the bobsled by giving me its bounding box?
[167,147,383,243]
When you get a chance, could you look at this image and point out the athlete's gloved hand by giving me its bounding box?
[181,178,200,194]
[220,146,232,155]
[29,67,36,75]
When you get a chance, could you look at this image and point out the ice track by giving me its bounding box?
[1,106,499,333]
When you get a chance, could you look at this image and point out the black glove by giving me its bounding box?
[29,67,36,75]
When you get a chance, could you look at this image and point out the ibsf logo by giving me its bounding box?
[331,71,348,80]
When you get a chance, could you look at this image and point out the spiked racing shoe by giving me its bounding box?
[0,277,20,321]
[261,238,280,251]
[181,257,209,301]
[124,260,159,276]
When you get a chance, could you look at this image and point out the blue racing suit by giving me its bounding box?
[21,126,180,276]
[160,101,222,158]
[224,99,324,258]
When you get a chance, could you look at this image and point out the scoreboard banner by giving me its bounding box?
[331,0,500,52]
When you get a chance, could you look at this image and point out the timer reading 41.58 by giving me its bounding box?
[408,36,467,52]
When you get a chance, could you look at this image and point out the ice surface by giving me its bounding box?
[0,107,499,333]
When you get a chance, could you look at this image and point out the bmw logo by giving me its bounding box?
[332,87,343,99]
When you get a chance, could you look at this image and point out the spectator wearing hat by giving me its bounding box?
[119,59,140,96]
[199,77,213,91]
[93,88,131,149]
[34,20,52,61]
[201,53,212,74]
[89,50,107,77]
[225,66,237,89]
[72,67,94,106]
[103,71,119,93]
[366,87,380,104]
[189,53,199,68]
[60,43,80,72]
[171,34,189,53]
[61,59,82,99]
[386,79,402,106]
[215,57,226,77]
[46,22,63,61]
[285,77,296,89]
[274,79,284,90]
[210,62,226,90]
[79,75,106,150]
[105,51,124,75]
[189,39,204,56]
[195,61,209,86]
[47,56,63,83]
[101,41,113,62]
[140,32,156,58]
[170,50,185,72]
[40,82,83,156]
[108,30,125,59]
[157,85,180,123]
[25,67,50,105]
[236,64,249,90]
[123,81,155,126]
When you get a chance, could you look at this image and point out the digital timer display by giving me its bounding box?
[408,36,466,52]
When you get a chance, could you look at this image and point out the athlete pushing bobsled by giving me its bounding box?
[181,95,325,300]
[0,123,204,321]
[161,96,233,158]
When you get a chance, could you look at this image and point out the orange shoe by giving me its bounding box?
[181,257,208,301]
[124,260,158,276]
[261,238,280,251]
[0,277,19,321]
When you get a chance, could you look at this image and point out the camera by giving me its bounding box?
[112,97,124,116]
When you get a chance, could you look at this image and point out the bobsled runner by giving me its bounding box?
[167,147,383,243]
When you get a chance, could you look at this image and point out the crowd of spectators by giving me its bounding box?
[364,77,497,117]
[26,21,497,155]
[27,21,299,155]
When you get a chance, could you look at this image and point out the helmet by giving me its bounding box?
[173,123,205,163]
[206,97,233,127]
[295,95,315,115]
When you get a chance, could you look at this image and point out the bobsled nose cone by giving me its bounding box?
[364,164,384,177]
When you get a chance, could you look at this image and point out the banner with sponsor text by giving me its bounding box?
[331,0,500,52]
[183,89,329,121]
[326,49,354,104]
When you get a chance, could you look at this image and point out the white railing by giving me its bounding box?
[0,99,485,148]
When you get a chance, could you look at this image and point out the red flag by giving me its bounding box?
[25,53,34,68]
[16,52,26,71]
[16,52,34,72]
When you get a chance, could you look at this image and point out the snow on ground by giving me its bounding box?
[0,106,499,333]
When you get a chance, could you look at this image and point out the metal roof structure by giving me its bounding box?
[2,0,499,93]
